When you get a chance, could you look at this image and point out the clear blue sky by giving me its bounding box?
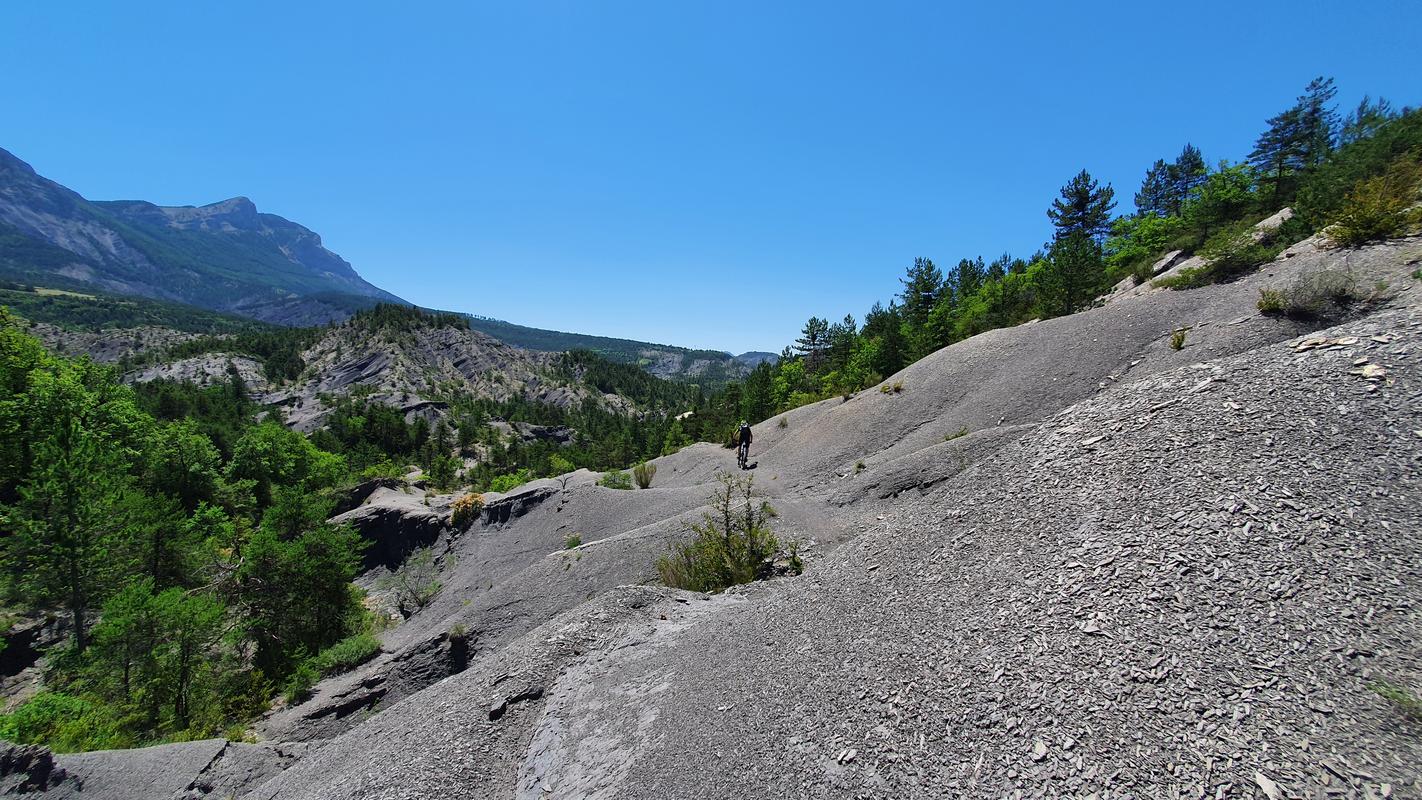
[2,1,1418,353]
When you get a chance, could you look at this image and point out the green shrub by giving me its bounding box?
[1104,213,1186,284]
[309,633,381,677]
[546,454,575,476]
[777,416,788,428]
[450,492,484,527]
[0,692,131,753]
[657,473,791,593]
[1297,109,1422,231]
[598,470,633,490]
[564,534,582,549]
[944,426,970,442]
[360,461,406,481]
[1261,270,1365,320]
[487,470,531,494]
[632,461,656,489]
[283,662,319,705]
[1154,222,1281,289]
[1169,329,1187,351]
[1326,157,1422,247]
[1256,288,1287,315]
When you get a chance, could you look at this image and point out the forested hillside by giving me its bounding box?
[685,79,1420,442]
[0,300,711,751]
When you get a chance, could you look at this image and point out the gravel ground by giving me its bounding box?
[593,305,1422,799]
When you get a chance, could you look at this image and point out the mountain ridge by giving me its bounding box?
[0,145,402,325]
[0,145,766,376]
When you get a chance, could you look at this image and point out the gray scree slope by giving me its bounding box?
[22,235,1422,798]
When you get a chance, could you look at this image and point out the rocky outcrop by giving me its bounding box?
[28,324,209,364]
[0,742,75,794]
[124,354,268,392]
[330,486,451,573]
[242,236,1422,799]
[257,322,599,432]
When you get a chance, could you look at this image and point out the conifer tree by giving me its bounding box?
[794,317,830,373]
[1250,76,1339,202]
[955,256,987,300]
[1135,159,1174,216]
[1168,144,1208,212]
[898,257,943,328]
[1339,95,1395,145]
[1048,169,1116,241]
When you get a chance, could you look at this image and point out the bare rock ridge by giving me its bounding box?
[109,316,611,433]
[26,235,1422,798]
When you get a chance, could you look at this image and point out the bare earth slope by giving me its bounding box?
[23,236,1422,798]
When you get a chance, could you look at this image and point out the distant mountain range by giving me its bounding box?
[0,146,401,325]
[0,145,773,378]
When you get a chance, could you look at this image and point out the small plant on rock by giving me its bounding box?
[450,492,484,527]
[379,546,446,617]
[777,416,788,429]
[1264,269,1367,320]
[1368,680,1422,722]
[598,470,633,490]
[283,662,318,705]
[447,624,471,673]
[308,633,381,677]
[1170,329,1187,350]
[657,473,796,593]
[632,461,656,489]
[564,534,582,549]
[487,469,532,494]
[945,426,970,442]
[1256,288,1287,315]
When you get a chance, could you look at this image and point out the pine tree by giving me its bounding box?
[1340,95,1396,145]
[1048,169,1116,241]
[1297,77,1339,169]
[826,314,857,374]
[898,257,943,329]
[1039,231,1104,317]
[861,302,907,378]
[1167,144,1208,213]
[986,253,1011,283]
[794,317,831,373]
[955,256,987,300]
[1135,159,1173,216]
[1250,77,1339,202]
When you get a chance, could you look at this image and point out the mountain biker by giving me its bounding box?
[736,421,753,469]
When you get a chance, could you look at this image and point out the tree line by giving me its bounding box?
[688,78,1420,441]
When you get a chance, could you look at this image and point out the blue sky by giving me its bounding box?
[2,2,1418,353]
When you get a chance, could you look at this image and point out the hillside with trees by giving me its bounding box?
[682,78,1421,444]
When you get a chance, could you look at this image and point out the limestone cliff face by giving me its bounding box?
[0,146,402,325]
